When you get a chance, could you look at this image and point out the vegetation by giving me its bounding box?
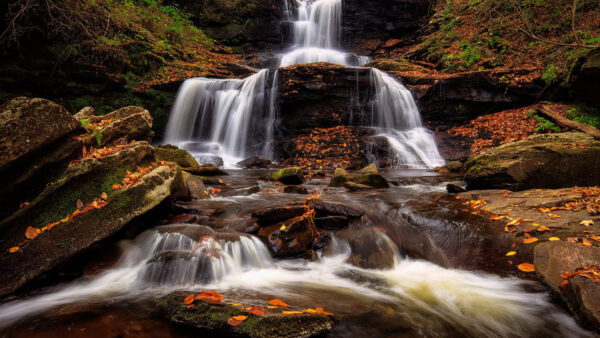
[421,0,600,76]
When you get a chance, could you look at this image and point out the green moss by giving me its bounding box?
[272,167,304,184]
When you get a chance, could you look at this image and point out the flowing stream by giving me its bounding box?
[0,1,590,337]
[164,0,443,169]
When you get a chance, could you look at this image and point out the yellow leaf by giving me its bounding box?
[506,251,516,256]
[230,303,243,306]
[580,220,594,227]
[547,213,561,219]
[282,311,303,315]
[549,237,560,241]
[280,225,286,231]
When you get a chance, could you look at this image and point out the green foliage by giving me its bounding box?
[526,110,561,133]
[567,107,600,129]
[541,65,561,85]
[459,40,482,66]
[79,119,104,146]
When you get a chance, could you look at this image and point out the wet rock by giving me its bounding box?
[237,156,272,169]
[330,168,350,187]
[183,164,229,176]
[446,183,466,194]
[202,177,226,185]
[251,205,306,226]
[0,97,80,168]
[0,141,183,296]
[312,232,333,251]
[244,185,261,195]
[354,173,390,189]
[245,219,260,234]
[155,145,200,168]
[144,250,214,285]
[314,216,349,230]
[358,163,379,174]
[442,161,463,173]
[283,185,308,194]
[332,227,398,269]
[258,214,318,258]
[272,167,304,185]
[534,241,600,330]
[329,165,390,189]
[306,199,364,218]
[465,133,600,191]
[156,224,216,241]
[158,293,335,337]
[167,214,204,224]
[344,181,372,191]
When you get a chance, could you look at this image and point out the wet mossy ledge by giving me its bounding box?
[158,293,336,338]
[0,97,187,296]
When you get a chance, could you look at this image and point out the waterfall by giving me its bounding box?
[163,0,443,169]
[164,70,279,167]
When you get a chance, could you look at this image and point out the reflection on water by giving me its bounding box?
[0,170,593,337]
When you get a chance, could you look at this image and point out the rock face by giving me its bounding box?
[158,293,335,337]
[465,133,600,191]
[0,97,80,168]
[534,242,600,330]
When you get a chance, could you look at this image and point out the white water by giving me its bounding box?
[163,0,443,168]
[0,229,589,337]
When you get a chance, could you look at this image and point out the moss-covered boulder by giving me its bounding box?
[0,141,182,296]
[465,133,600,191]
[183,164,229,176]
[329,165,389,189]
[0,97,81,168]
[272,167,304,185]
[155,145,199,168]
[159,293,335,337]
[442,161,463,173]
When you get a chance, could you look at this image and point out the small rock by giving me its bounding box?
[283,185,308,194]
[252,205,307,226]
[237,156,272,169]
[183,164,229,176]
[272,167,304,185]
[446,183,466,193]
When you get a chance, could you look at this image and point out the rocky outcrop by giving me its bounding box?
[158,293,335,337]
[535,242,600,330]
[464,133,600,191]
[0,97,80,168]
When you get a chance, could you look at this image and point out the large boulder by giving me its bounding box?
[258,214,318,258]
[465,133,600,191]
[81,106,154,145]
[272,167,304,185]
[534,241,600,330]
[158,293,335,337]
[0,97,80,168]
[0,141,182,296]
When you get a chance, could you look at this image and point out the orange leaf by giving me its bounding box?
[209,300,224,306]
[183,295,195,305]
[518,263,535,272]
[25,226,41,239]
[315,307,334,316]
[101,192,108,200]
[282,311,303,315]
[195,290,223,301]
[243,306,265,315]
[227,315,248,326]
[268,299,289,307]
[523,237,539,244]
[8,246,19,253]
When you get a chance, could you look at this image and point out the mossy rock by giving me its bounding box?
[442,161,463,173]
[0,142,182,296]
[155,146,199,168]
[465,132,600,191]
[355,173,390,189]
[272,167,304,185]
[158,293,336,338]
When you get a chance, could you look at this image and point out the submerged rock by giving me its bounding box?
[158,293,335,337]
[272,167,304,185]
[465,133,600,191]
[535,241,600,330]
[237,156,272,169]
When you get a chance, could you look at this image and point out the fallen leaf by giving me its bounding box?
[315,307,334,316]
[581,239,593,247]
[280,225,286,231]
[101,192,108,200]
[268,299,289,307]
[523,237,539,244]
[209,300,224,306]
[490,215,506,221]
[8,246,19,253]
[230,303,243,306]
[25,226,41,239]
[227,315,248,326]
[195,290,223,301]
[537,226,550,231]
[549,237,560,241]
[518,263,535,272]
[580,220,594,227]
[303,309,317,313]
[547,213,561,218]
[282,311,303,315]
[183,295,195,305]
[244,306,265,315]
[506,251,516,256]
